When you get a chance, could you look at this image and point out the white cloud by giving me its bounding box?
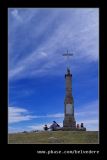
[8,107,64,124]
[9,99,99,131]
[8,8,99,80]
[46,113,64,118]
[76,119,99,131]
[11,9,23,23]
[8,127,30,133]
[75,100,98,114]
[8,122,63,133]
[75,100,99,131]
[28,123,49,131]
[8,107,37,124]
[10,9,37,24]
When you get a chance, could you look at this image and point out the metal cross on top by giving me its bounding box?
[63,50,73,69]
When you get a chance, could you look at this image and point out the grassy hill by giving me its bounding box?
[8,131,99,144]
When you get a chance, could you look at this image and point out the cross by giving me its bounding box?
[62,50,73,69]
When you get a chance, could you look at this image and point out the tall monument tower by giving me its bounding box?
[63,67,76,129]
[63,50,76,129]
[62,50,86,131]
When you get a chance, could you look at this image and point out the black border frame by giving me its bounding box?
[1,0,107,159]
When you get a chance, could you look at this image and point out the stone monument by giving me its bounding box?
[62,50,86,131]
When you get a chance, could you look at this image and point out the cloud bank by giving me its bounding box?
[8,100,99,132]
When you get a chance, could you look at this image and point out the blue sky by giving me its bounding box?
[8,8,99,133]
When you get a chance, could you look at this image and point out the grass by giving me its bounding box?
[8,131,99,144]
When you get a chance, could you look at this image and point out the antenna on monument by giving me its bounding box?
[62,50,73,70]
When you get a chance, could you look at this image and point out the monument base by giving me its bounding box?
[62,127,86,131]
[63,115,76,128]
